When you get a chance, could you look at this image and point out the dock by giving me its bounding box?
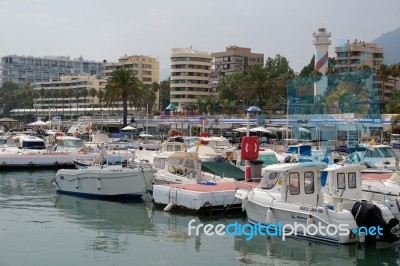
[152,181,258,214]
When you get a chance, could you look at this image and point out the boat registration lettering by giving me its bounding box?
[110,169,122,172]
[299,205,323,213]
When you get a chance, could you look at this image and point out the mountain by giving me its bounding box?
[373,26,400,65]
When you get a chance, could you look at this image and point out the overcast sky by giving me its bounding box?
[0,0,399,79]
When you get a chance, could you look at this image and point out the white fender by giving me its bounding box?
[307,217,314,227]
[241,197,248,210]
[75,178,79,189]
[164,202,174,212]
[266,209,273,224]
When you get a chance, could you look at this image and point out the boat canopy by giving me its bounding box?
[201,162,245,181]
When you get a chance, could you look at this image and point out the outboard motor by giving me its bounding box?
[352,200,400,243]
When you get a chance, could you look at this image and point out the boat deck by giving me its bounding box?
[152,181,258,214]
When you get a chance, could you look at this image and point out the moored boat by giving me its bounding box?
[54,154,155,198]
[236,162,400,244]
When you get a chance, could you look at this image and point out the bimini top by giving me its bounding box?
[263,162,328,172]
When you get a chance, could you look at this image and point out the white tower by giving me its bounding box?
[313,26,331,97]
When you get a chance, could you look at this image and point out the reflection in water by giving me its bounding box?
[1,170,400,265]
[53,194,154,253]
[233,233,400,265]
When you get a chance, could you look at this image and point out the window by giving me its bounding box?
[154,158,165,169]
[289,172,300,195]
[337,173,346,189]
[304,171,314,194]
[259,172,279,189]
[348,172,357,188]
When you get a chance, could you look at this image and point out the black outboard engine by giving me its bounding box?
[352,200,400,243]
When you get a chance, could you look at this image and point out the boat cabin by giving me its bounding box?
[321,164,364,210]
[55,136,85,153]
[258,162,328,206]
[155,151,202,181]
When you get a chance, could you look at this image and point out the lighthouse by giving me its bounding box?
[313,25,331,97]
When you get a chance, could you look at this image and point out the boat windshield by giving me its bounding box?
[379,147,397,157]
[22,141,46,150]
[286,147,298,154]
[259,171,280,189]
[58,139,84,148]
[259,154,279,166]
[168,158,195,170]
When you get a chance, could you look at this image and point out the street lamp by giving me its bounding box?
[286,97,300,140]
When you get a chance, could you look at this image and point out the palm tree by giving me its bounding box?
[39,88,46,113]
[45,89,53,120]
[89,88,97,115]
[74,89,81,117]
[68,88,74,119]
[376,64,390,100]
[104,68,145,127]
[59,89,67,119]
[78,88,88,116]
[159,79,170,112]
[52,89,60,116]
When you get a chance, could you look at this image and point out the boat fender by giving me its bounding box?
[75,179,79,189]
[241,197,248,210]
[307,216,314,227]
[266,209,273,224]
[97,178,101,190]
[164,202,174,212]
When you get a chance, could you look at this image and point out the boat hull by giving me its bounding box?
[242,192,358,244]
[54,167,155,197]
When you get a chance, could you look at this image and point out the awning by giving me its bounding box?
[166,103,176,110]
[201,162,245,181]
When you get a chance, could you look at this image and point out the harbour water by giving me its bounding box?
[0,170,399,266]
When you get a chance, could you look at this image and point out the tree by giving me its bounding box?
[80,88,89,115]
[104,68,145,127]
[74,89,81,117]
[89,88,97,115]
[159,79,170,112]
[376,64,390,100]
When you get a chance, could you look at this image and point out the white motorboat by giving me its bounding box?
[153,151,242,185]
[54,155,155,198]
[348,144,399,171]
[362,172,400,220]
[235,162,398,244]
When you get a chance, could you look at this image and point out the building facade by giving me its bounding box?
[102,54,160,86]
[31,75,107,118]
[334,41,400,101]
[335,41,384,72]
[102,54,160,111]
[0,55,103,84]
[211,46,264,94]
[170,48,212,110]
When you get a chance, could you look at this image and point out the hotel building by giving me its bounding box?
[211,46,264,93]
[0,55,103,84]
[170,48,212,110]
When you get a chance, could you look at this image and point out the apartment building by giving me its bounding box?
[210,46,264,93]
[102,54,160,110]
[170,48,212,110]
[0,55,103,84]
[32,75,107,117]
[335,41,384,72]
[102,54,160,86]
[334,41,399,101]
